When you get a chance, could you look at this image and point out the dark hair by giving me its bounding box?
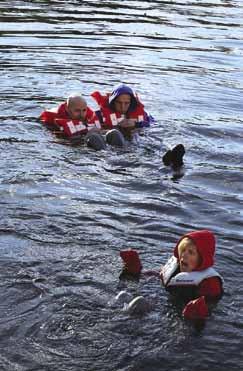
[109,94,137,113]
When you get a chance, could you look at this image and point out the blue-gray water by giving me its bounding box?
[0,1,243,370]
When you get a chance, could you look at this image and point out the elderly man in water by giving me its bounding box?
[40,94,107,150]
[66,95,90,121]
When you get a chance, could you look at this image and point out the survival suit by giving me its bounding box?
[40,102,101,138]
[91,83,152,129]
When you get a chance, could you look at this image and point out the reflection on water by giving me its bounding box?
[0,1,243,370]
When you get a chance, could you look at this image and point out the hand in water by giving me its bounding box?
[120,249,142,275]
[183,296,208,320]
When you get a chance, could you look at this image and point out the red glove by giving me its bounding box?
[120,249,142,275]
[183,296,209,320]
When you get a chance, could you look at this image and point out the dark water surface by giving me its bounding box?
[0,1,243,370]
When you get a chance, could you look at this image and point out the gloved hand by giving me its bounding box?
[182,296,209,320]
[120,249,142,275]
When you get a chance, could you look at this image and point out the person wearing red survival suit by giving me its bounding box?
[91,84,186,167]
[91,83,153,146]
[120,230,223,321]
[40,95,106,150]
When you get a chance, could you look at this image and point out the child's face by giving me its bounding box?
[178,238,201,272]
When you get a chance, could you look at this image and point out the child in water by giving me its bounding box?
[120,230,223,319]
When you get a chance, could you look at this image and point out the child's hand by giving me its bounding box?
[183,296,209,320]
[120,249,142,275]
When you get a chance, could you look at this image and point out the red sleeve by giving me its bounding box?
[86,107,99,124]
[40,103,67,126]
[198,277,222,298]
[40,110,57,125]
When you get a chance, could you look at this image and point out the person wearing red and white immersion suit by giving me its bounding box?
[40,94,106,150]
[91,83,153,146]
[92,83,186,165]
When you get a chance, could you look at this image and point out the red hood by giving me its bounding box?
[174,230,215,271]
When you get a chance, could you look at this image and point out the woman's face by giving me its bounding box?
[113,94,131,114]
[178,238,201,272]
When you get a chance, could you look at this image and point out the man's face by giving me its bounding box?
[68,100,87,120]
[114,94,131,114]
[178,238,201,272]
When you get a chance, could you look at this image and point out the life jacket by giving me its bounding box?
[161,255,223,300]
[91,91,147,129]
[40,102,101,137]
[161,230,224,300]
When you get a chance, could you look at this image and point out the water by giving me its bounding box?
[0,0,243,370]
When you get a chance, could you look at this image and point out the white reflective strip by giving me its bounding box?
[167,267,223,287]
[110,113,118,126]
[67,121,76,134]
[66,121,87,134]
[75,123,87,132]
[117,114,125,124]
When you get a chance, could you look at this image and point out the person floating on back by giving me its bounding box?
[120,230,223,320]
[40,94,106,150]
